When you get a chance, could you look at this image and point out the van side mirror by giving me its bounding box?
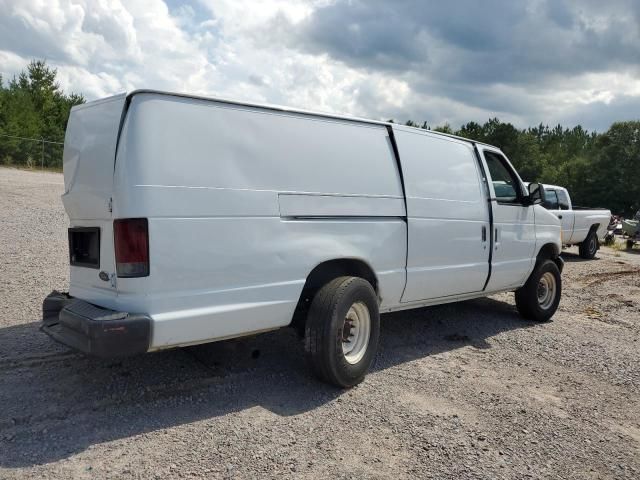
[526,182,545,206]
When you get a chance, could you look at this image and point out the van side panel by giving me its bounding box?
[113,93,406,349]
[116,94,403,196]
[393,128,490,302]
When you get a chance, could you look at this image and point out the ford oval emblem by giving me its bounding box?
[98,271,110,282]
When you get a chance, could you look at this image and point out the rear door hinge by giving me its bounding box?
[108,197,113,213]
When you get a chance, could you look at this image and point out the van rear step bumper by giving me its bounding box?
[41,291,151,357]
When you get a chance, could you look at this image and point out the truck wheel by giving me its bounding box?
[579,230,598,259]
[627,239,635,250]
[515,259,561,322]
[304,276,380,388]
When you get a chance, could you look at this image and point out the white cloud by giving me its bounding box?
[0,0,637,130]
[0,0,221,97]
[0,0,402,120]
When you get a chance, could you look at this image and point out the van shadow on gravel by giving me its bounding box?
[0,296,536,467]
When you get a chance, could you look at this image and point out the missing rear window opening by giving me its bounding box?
[68,227,100,268]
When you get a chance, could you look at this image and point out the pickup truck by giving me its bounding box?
[541,184,610,259]
[42,90,563,388]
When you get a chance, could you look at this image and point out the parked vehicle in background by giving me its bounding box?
[622,214,640,248]
[540,184,611,259]
[604,215,624,246]
[610,215,624,235]
[43,90,563,388]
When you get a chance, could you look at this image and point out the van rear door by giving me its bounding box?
[61,93,127,306]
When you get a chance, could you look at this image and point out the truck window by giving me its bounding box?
[543,189,559,210]
[556,189,570,210]
[483,151,521,203]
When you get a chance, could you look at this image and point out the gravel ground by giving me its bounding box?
[0,167,639,479]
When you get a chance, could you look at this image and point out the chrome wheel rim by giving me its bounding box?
[537,272,557,310]
[342,302,371,365]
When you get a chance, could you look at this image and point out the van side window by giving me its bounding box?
[483,151,521,204]
[543,189,559,210]
[556,189,570,210]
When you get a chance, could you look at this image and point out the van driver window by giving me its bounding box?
[484,151,520,203]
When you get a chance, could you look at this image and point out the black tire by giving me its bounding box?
[579,230,598,259]
[304,276,380,388]
[515,259,561,322]
[627,240,635,250]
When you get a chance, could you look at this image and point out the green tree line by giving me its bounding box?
[398,118,639,216]
[0,60,84,168]
[1,60,637,215]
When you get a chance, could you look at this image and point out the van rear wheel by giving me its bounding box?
[304,276,380,388]
[515,259,561,322]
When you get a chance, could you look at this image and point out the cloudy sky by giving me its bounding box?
[1,0,639,130]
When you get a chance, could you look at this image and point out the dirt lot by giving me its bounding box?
[0,167,639,479]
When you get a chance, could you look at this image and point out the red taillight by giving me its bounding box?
[114,218,149,277]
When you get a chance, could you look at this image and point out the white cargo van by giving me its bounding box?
[43,90,563,387]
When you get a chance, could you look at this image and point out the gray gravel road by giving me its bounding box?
[1,167,639,479]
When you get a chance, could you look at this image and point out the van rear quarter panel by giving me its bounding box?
[113,93,406,349]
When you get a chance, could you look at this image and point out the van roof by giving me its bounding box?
[123,89,499,151]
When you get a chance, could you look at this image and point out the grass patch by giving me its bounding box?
[609,239,638,251]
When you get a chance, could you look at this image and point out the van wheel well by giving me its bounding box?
[537,243,562,272]
[290,259,378,336]
[537,243,560,262]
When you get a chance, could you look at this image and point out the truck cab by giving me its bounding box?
[541,184,610,259]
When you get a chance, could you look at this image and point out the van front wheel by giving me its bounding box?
[515,259,561,322]
[304,276,380,388]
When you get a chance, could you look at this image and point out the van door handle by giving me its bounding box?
[482,226,486,242]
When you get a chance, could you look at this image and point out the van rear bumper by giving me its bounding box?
[41,291,151,357]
